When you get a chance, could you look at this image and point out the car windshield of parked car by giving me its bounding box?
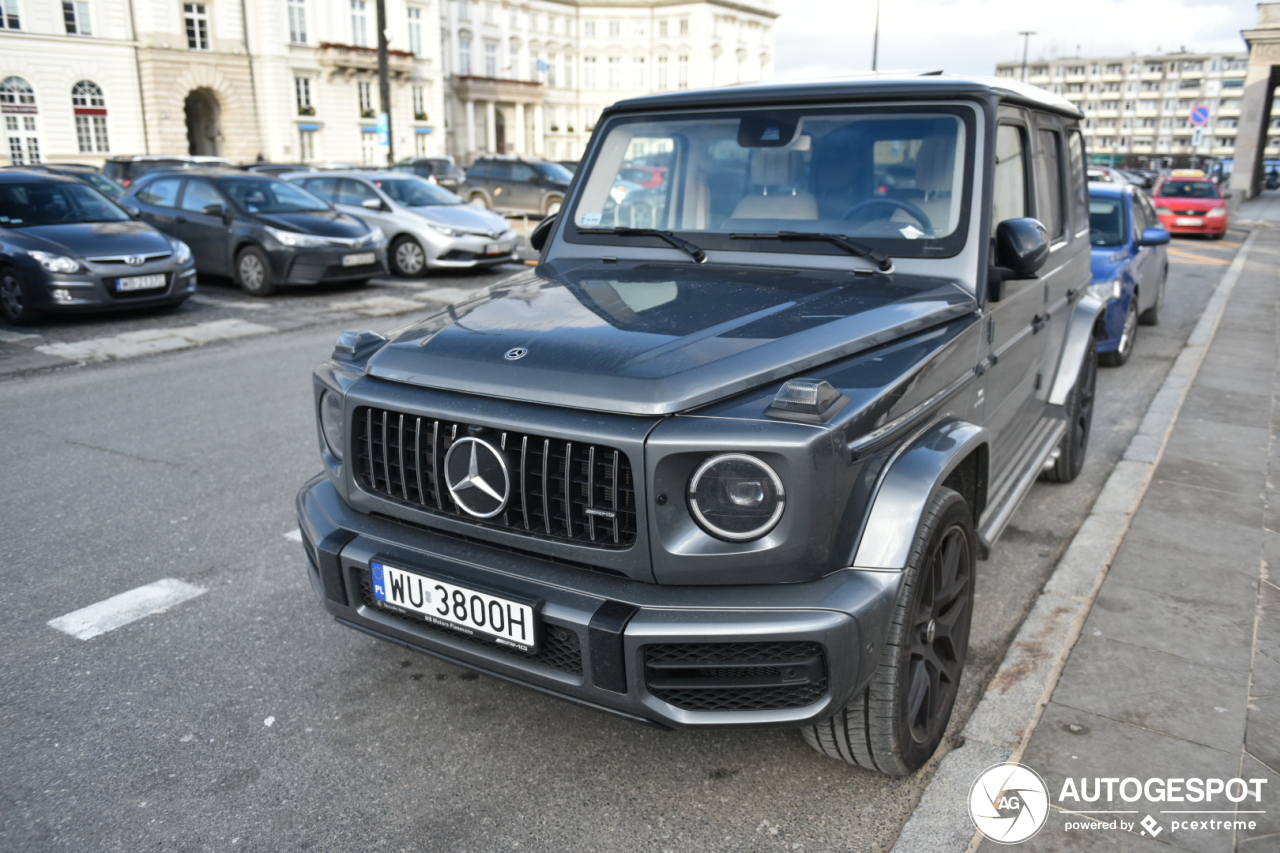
[533,161,574,182]
[1088,198,1126,246]
[222,178,330,213]
[0,181,130,227]
[80,172,124,198]
[374,176,463,206]
[1158,180,1220,199]
[567,107,972,256]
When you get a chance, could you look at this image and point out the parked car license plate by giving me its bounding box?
[116,274,166,292]
[370,561,538,652]
[342,252,377,266]
[484,242,513,255]
[1175,217,1203,226]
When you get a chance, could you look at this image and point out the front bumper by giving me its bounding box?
[423,229,518,270]
[296,474,900,729]
[1156,212,1227,235]
[274,246,389,285]
[20,257,197,313]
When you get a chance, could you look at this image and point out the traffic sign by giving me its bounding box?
[376,111,390,147]
[1190,105,1211,126]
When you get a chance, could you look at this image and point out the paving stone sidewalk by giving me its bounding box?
[978,223,1280,852]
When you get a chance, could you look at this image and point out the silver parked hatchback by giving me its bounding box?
[286,171,517,277]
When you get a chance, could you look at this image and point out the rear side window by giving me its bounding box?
[511,163,536,182]
[302,177,340,202]
[337,179,379,206]
[1067,131,1088,233]
[467,161,492,179]
[1034,129,1064,239]
[136,177,181,207]
[179,180,223,213]
[992,124,1028,234]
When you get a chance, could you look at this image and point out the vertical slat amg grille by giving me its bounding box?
[354,407,638,548]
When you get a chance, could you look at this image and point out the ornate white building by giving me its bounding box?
[0,0,774,167]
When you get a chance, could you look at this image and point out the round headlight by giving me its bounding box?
[319,390,344,461]
[687,453,785,542]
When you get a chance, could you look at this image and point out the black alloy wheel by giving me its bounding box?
[1100,300,1138,367]
[1044,336,1097,483]
[0,266,41,325]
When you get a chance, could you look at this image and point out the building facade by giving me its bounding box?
[995,51,1280,166]
[0,0,774,168]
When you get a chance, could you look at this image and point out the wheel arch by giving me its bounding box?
[851,419,990,570]
[1050,293,1107,407]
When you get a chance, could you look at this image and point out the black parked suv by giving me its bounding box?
[296,75,1101,774]
[460,156,572,215]
[119,168,387,296]
[393,156,465,192]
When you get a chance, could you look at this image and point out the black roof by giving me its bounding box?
[607,74,1082,120]
[0,170,80,184]
[137,167,281,181]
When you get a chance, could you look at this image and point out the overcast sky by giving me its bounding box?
[775,0,1261,79]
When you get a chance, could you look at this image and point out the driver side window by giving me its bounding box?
[992,124,1028,235]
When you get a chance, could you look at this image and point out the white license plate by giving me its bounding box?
[1175,217,1203,226]
[116,274,166,292]
[342,252,376,267]
[484,242,512,255]
[370,561,538,652]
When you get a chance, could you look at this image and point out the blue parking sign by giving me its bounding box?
[1190,105,1211,126]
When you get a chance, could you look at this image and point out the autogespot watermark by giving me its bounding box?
[969,763,1270,844]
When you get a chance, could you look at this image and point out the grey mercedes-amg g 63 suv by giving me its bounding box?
[296,74,1101,775]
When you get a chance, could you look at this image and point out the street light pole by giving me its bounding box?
[871,0,881,72]
[376,0,394,165]
[1018,30,1039,81]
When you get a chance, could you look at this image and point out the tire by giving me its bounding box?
[235,246,276,296]
[1043,334,1097,483]
[803,487,975,775]
[543,195,563,216]
[0,266,42,325]
[470,193,489,210]
[1139,272,1164,326]
[390,235,427,278]
[1100,299,1137,367]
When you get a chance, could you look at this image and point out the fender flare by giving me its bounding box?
[852,418,990,570]
[1048,293,1107,407]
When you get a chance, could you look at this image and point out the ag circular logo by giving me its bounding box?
[443,437,511,519]
[969,763,1050,844]
[504,347,528,361]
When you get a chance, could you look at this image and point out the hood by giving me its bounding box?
[366,261,977,415]
[17,220,173,257]
[410,203,510,235]
[257,210,369,237]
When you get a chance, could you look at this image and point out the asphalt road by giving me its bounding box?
[0,233,1245,852]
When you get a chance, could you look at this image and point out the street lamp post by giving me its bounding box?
[376,0,394,165]
[1018,31,1039,81]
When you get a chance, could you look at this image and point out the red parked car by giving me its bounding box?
[1151,173,1228,238]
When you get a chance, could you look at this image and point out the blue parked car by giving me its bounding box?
[1088,183,1170,366]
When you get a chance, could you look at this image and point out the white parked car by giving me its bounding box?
[285,171,518,277]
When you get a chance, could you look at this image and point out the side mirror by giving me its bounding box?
[119,203,141,218]
[361,198,384,211]
[994,217,1049,278]
[1137,226,1170,246]
[529,214,557,252]
[202,203,225,218]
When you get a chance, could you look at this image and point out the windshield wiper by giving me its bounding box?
[730,231,893,272]
[578,227,707,264]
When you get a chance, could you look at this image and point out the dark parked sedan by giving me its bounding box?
[119,168,387,296]
[0,172,196,324]
[2,164,126,199]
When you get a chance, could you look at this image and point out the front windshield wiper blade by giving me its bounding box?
[730,231,893,272]
[578,227,707,264]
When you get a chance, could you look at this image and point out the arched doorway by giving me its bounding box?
[184,88,221,156]
[495,109,506,154]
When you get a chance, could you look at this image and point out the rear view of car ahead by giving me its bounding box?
[1087,183,1169,366]
[1152,173,1228,237]
[288,171,516,278]
[0,172,195,324]
[119,169,387,296]
[297,75,1101,776]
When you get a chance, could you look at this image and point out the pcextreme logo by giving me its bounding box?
[969,763,1051,844]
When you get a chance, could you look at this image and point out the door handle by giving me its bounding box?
[1032,313,1048,333]
[1066,288,1078,301]
[175,216,188,224]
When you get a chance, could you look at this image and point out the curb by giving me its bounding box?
[890,229,1260,853]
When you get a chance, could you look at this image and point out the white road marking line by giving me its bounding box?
[325,295,424,316]
[0,329,42,344]
[35,319,276,362]
[189,295,273,310]
[284,528,303,542]
[48,578,207,640]
[412,286,478,305]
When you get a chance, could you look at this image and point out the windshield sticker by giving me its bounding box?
[579,211,602,227]
[899,225,924,240]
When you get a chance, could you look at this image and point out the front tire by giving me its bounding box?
[803,487,974,775]
[543,195,563,216]
[1043,334,1097,483]
[390,235,427,278]
[1100,299,1138,367]
[470,193,489,210]
[0,266,42,325]
[235,246,276,296]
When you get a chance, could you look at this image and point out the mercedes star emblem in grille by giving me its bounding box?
[443,437,511,518]
[504,347,528,361]
[125,256,145,266]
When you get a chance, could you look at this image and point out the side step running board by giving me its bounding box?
[976,420,1067,558]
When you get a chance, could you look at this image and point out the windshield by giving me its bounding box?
[1158,180,1219,199]
[567,106,973,259]
[533,161,574,182]
[1088,197,1126,246]
[79,173,123,198]
[222,178,330,213]
[0,181,130,226]
[374,176,462,206]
